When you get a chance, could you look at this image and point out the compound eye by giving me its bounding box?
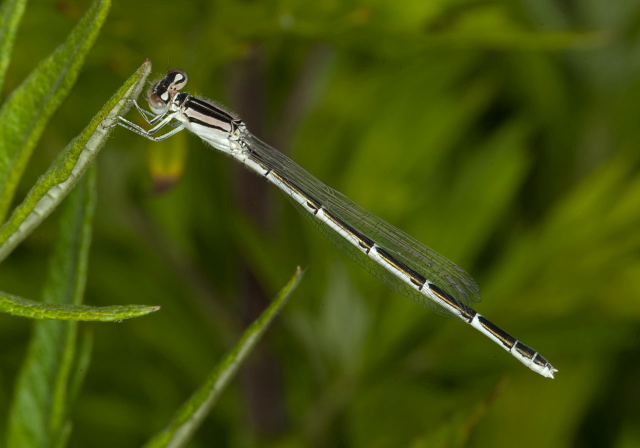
[148,93,168,114]
[166,69,188,90]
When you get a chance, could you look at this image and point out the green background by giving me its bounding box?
[1,0,639,446]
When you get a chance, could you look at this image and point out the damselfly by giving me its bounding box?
[110,69,557,378]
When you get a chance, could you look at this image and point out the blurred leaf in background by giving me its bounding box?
[6,167,97,448]
[1,0,640,447]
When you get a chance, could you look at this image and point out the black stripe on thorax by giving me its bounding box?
[184,97,241,132]
[185,98,237,122]
[428,283,475,321]
[187,116,230,133]
[375,247,426,288]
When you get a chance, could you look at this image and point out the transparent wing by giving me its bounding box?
[242,133,482,314]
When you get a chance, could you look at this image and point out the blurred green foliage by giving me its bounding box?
[1,0,639,447]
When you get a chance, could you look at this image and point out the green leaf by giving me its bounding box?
[0,0,27,92]
[66,329,93,415]
[0,0,110,222]
[6,166,96,447]
[48,168,95,445]
[143,267,304,448]
[0,59,152,263]
[0,291,161,321]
